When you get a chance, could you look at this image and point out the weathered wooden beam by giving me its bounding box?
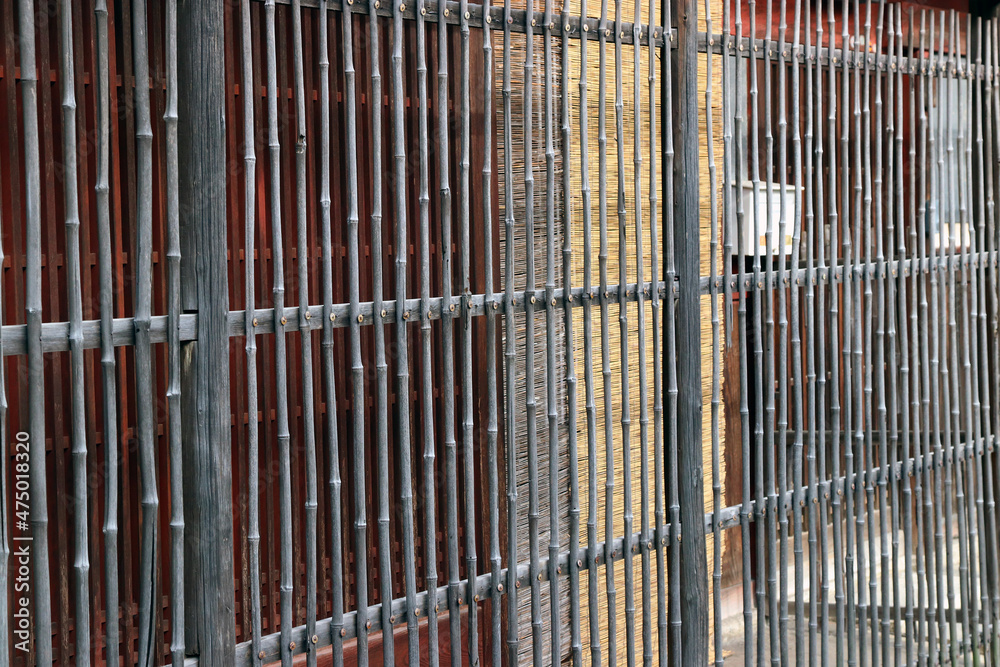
[670,0,709,660]
[177,0,235,663]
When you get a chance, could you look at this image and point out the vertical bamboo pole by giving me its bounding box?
[94,1,119,662]
[648,2,666,663]
[365,2,393,664]
[290,3,319,665]
[391,0,419,662]
[579,0,601,662]
[482,2,503,665]
[18,2,50,659]
[240,1,263,663]
[598,0,619,659]
[130,0,159,661]
[58,0,90,662]
[417,0,440,661]
[729,0,756,660]
[457,0,480,658]
[543,0,562,657]
[436,1,461,663]
[502,0,518,660]
[612,0,636,662]
[164,1,183,664]
[561,0,582,662]
[827,1,847,661]
[317,4,346,665]
[263,3,294,663]
[788,0,806,660]
[342,0,369,658]
[979,20,1000,659]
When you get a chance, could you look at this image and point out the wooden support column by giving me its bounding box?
[177,0,235,663]
[669,0,709,658]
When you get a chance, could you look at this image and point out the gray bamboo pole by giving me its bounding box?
[131,0,159,661]
[392,0,419,661]
[164,0,183,664]
[918,14,943,662]
[774,0,792,655]
[889,9,916,664]
[482,0,502,663]
[788,0,806,660]
[804,0,822,659]
[812,4,832,662]
[578,0,600,661]
[317,4,346,664]
[437,0,461,661]
[858,3,877,660]
[841,0,859,658]
[544,0,562,659]
[870,5,890,664]
[985,22,1000,654]
[240,1,264,664]
[365,1,393,664]
[502,0,518,659]
[598,0,619,658]
[628,2,652,667]
[944,14,973,660]
[58,0,90,662]
[264,3,295,663]
[660,0,682,654]
[291,3,318,665]
[561,0,582,661]
[730,0,756,656]
[343,0,370,658]
[746,0,770,656]
[938,15,960,662]
[964,20,989,664]
[418,0,441,659]
[613,0,636,661]
[94,1,119,663]
[928,15,949,661]
[906,13,929,665]
[631,0,652,661]
[648,0,665,662]
[458,0,480,658]
[761,0,781,656]
[979,20,1000,659]
[827,0,847,661]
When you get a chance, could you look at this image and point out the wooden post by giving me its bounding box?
[669,0,709,658]
[177,0,235,663]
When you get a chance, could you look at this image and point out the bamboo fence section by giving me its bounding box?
[2,0,1000,666]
